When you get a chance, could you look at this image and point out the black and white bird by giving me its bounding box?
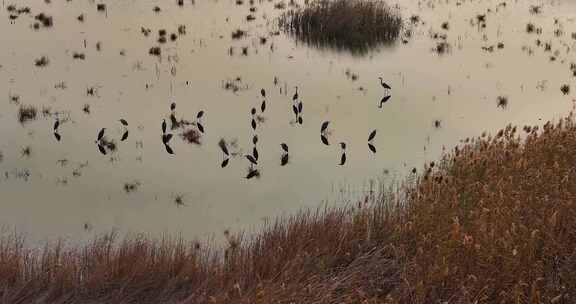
[378,77,391,90]
[97,128,106,141]
[121,130,129,141]
[339,142,347,165]
[378,95,391,108]
[368,130,377,153]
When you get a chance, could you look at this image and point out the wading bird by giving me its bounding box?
[97,144,107,155]
[97,128,106,141]
[280,143,289,166]
[162,133,173,144]
[219,138,229,156]
[378,77,391,90]
[219,139,230,168]
[368,129,377,153]
[246,168,260,179]
[121,130,129,141]
[164,143,174,155]
[250,107,257,130]
[339,142,347,165]
[221,158,229,168]
[340,153,347,166]
[368,130,377,142]
[170,114,179,130]
[195,111,205,133]
[321,121,330,133]
[253,146,259,160]
[378,95,391,108]
[246,154,258,165]
[321,135,330,146]
[281,153,289,166]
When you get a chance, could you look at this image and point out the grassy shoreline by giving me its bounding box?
[2,115,576,303]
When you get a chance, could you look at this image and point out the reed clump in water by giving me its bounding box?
[280,0,402,55]
[17,105,37,124]
[2,114,576,303]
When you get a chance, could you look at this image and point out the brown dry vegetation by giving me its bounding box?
[2,114,576,303]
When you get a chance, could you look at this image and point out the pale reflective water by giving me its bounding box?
[0,0,574,243]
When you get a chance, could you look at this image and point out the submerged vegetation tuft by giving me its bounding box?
[280,0,402,55]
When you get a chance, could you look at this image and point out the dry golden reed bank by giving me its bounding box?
[2,114,576,303]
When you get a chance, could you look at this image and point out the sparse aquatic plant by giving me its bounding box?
[231,29,246,39]
[34,56,49,67]
[181,129,201,145]
[21,146,31,158]
[34,13,53,27]
[72,52,85,60]
[434,41,451,55]
[18,105,37,124]
[497,95,508,109]
[174,194,186,207]
[149,46,161,56]
[561,84,570,95]
[123,181,141,194]
[222,77,249,93]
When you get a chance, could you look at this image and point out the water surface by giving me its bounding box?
[0,0,574,243]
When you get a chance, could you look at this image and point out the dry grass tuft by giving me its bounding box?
[3,114,576,303]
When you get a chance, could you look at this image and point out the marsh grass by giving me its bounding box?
[280,0,402,55]
[18,105,37,124]
[2,114,576,303]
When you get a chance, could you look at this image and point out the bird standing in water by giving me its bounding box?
[368,130,377,153]
[339,142,347,165]
[378,77,391,90]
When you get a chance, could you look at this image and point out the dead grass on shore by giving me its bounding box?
[2,114,576,303]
